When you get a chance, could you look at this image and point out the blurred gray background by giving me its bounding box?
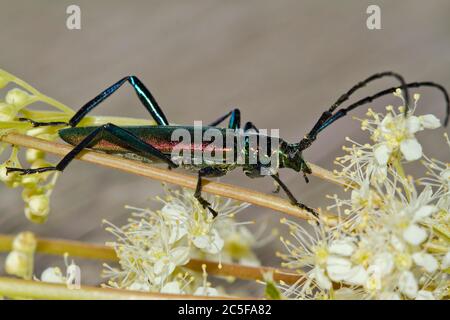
[1,0,449,290]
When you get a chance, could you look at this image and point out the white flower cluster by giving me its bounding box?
[279,94,449,300]
[103,187,259,296]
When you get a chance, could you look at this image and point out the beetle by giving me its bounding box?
[6,72,449,218]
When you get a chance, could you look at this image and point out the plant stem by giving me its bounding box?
[0,133,343,222]
[0,234,303,285]
[0,276,240,300]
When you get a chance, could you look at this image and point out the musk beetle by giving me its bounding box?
[7,72,449,218]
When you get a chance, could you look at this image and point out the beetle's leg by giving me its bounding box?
[300,81,450,151]
[68,76,169,127]
[194,167,228,218]
[22,76,170,128]
[208,108,241,129]
[17,118,68,127]
[271,172,281,193]
[271,174,318,219]
[6,123,178,175]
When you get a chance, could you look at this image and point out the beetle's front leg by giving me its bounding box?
[272,172,281,194]
[271,174,318,219]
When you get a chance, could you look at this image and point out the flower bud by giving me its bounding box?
[0,102,17,121]
[26,148,46,163]
[0,163,20,187]
[25,194,50,224]
[31,159,52,169]
[5,88,30,108]
[41,267,65,284]
[5,251,33,279]
[12,231,37,254]
[20,174,43,188]
[22,187,44,202]
[0,74,9,89]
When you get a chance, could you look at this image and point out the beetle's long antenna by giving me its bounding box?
[299,81,449,151]
[328,71,410,116]
[320,81,449,133]
[299,72,409,150]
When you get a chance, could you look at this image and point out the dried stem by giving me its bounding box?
[0,133,344,222]
[0,276,241,300]
[0,234,303,285]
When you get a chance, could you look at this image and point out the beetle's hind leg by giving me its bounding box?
[6,123,178,176]
[271,173,318,219]
[194,167,227,218]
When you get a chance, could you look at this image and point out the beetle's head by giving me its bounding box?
[281,143,312,180]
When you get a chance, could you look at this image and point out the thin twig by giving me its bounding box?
[0,234,303,285]
[0,133,344,222]
[0,277,242,300]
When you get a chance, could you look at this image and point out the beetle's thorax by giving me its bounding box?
[279,142,310,173]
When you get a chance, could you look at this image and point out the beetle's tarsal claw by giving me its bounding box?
[303,172,310,184]
[196,196,218,218]
[292,201,319,219]
[207,207,218,218]
[272,184,281,194]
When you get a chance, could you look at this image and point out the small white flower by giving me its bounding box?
[398,271,418,299]
[326,256,352,282]
[328,239,356,257]
[345,265,368,286]
[419,114,441,129]
[311,267,332,290]
[153,246,190,277]
[390,235,406,252]
[412,252,439,273]
[364,105,441,165]
[371,252,394,276]
[399,138,422,161]
[193,229,224,254]
[403,224,427,246]
[374,144,391,166]
[413,205,437,222]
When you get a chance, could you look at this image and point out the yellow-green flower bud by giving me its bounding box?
[22,187,44,202]
[20,174,43,188]
[25,194,50,224]
[0,74,9,89]
[26,148,46,163]
[12,231,37,254]
[31,159,52,169]
[0,163,20,188]
[0,102,18,121]
[5,88,30,108]
[5,251,33,279]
